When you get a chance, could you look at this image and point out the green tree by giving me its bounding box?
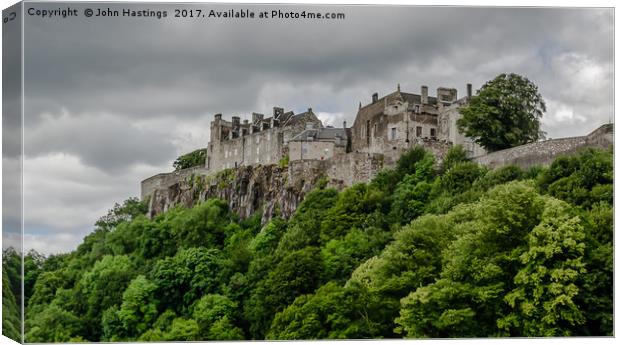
[192,294,244,339]
[498,198,587,336]
[115,275,159,338]
[76,255,135,340]
[440,145,469,173]
[25,303,82,342]
[2,266,21,342]
[150,247,224,313]
[173,148,207,170]
[267,282,385,339]
[319,183,387,243]
[457,73,546,151]
[95,197,148,231]
[245,247,324,338]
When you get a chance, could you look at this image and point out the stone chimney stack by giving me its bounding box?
[214,113,222,121]
[372,92,378,103]
[308,107,313,113]
[232,116,240,127]
[251,112,263,123]
[421,86,428,104]
[343,120,347,129]
[467,83,472,98]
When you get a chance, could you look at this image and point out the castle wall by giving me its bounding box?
[208,127,285,172]
[327,152,384,186]
[288,152,384,188]
[206,111,322,174]
[472,124,613,169]
[141,166,208,200]
[438,101,486,157]
[289,140,337,161]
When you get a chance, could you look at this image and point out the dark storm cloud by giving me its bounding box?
[23,6,612,120]
[24,111,177,172]
[19,4,613,253]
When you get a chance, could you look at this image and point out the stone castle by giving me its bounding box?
[140,83,612,221]
[206,83,484,176]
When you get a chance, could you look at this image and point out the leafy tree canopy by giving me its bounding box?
[173,148,207,171]
[457,73,546,152]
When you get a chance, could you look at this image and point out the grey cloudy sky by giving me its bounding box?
[10,3,613,254]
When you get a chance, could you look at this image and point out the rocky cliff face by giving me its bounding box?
[146,164,328,223]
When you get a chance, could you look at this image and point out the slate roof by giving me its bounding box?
[291,127,347,143]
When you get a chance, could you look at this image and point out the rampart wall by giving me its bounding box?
[473,124,613,169]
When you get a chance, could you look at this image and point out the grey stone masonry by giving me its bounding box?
[473,124,613,169]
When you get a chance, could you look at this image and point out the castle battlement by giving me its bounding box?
[205,83,485,173]
[206,107,323,172]
[140,84,613,222]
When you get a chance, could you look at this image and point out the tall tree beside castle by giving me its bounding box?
[457,73,546,152]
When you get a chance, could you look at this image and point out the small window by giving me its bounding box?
[416,126,422,137]
[390,128,397,140]
[430,128,436,138]
[415,105,420,113]
[234,148,238,156]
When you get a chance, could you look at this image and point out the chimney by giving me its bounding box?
[421,86,428,104]
[372,92,378,103]
[308,107,313,113]
[273,107,284,119]
[343,120,347,129]
[214,113,222,121]
[467,83,472,98]
[232,116,240,127]
[252,112,264,123]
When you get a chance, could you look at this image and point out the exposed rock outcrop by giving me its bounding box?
[145,164,328,223]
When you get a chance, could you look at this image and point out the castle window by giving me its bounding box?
[390,127,397,140]
[416,126,422,137]
[415,105,420,113]
[430,128,436,138]
[256,147,260,155]
[234,148,238,156]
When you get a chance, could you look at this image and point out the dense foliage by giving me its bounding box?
[457,73,546,151]
[173,148,207,171]
[7,146,613,341]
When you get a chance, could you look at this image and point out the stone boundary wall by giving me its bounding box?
[327,153,384,186]
[473,124,613,170]
[141,166,208,199]
[288,153,385,188]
